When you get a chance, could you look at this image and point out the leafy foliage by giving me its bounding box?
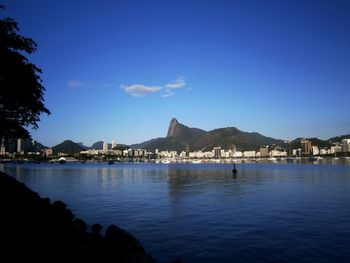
[0,12,50,138]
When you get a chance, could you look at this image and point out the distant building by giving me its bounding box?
[1,138,5,154]
[301,139,312,155]
[330,146,342,154]
[312,146,319,156]
[128,148,135,157]
[342,139,350,152]
[233,151,243,158]
[159,150,177,158]
[222,150,230,158]
[292,149,302,156]
[45,148,53,156]
[231,145,236,153]
[17,138,24,154]
[179,151,187,158]
[259,147,269,158]
[243,151,256,158]
[204,151,214,158]
[213,147,221,158]
[112,140,117,149]
[270,150,287,157]
[185,145,190,157]
[103,142,109,151]
[195,151,204,158]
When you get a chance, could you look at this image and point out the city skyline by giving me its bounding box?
[2,0,350,146]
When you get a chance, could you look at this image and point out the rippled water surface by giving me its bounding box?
[1,162,350,262]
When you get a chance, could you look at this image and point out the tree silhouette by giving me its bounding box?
[0,7,50,139]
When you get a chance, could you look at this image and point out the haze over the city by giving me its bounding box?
[3,0,350,147]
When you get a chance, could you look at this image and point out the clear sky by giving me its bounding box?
[2,0,350,147]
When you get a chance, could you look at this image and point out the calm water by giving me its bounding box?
[1,162,350,263]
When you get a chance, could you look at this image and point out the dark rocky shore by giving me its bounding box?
[0,171,175,262]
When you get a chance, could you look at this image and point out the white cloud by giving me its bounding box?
[67,80,85,89]
[161,89,175,98]
[165,76,186,89]
[122,84,161,97]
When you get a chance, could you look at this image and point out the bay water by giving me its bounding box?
[1,162,350,262]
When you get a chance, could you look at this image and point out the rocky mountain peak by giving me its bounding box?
[167,118,179,137]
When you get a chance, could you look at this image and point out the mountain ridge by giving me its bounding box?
[42,121,349,154]
[132,118,284,152]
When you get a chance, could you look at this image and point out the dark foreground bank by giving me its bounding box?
[0,171,175,262]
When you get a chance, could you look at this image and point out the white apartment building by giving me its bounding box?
[342,139,350,152]
[243,151,256,158]
[179,151,187,158]
[292,149,301,156]
[270,150,287,157]
[103,142,109,151]
[330,145,342,154]
[232,151,243,158]
[112,140,117,149]
[160,151,177,158]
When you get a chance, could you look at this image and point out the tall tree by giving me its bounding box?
[0,7,50,139]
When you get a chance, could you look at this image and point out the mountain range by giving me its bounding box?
[132,118,284,152]
[48,118,349,154]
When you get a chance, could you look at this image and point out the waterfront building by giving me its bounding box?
[243,151,256,158]
[330,146,342,154]
[146,152,154,159]
[301,139,312,155]
[233,151,243,158]
[103,142,109,151]
[312,146,319,156]
[342,139,350,152]
[17,138,24,154]
[128,148,135,157]
[112,140,117,149]
[179,151,187,158]
[221,149,226,158]
[213,147,221,158]
[222,151,230,158]
[292,148,301,156]
[160,150,176,158]
[185,145,190,157]
[228,150,234,157]
[260,147,269,158]
[270,150,287,157]
[202,151,212,158]
[1,138,5,154]
[196,151,204,158]
[45,148,53,156]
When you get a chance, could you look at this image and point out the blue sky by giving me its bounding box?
[3,0,350,147]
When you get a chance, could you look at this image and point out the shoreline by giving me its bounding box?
[1,156,350,165]
[0,170,163,262]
